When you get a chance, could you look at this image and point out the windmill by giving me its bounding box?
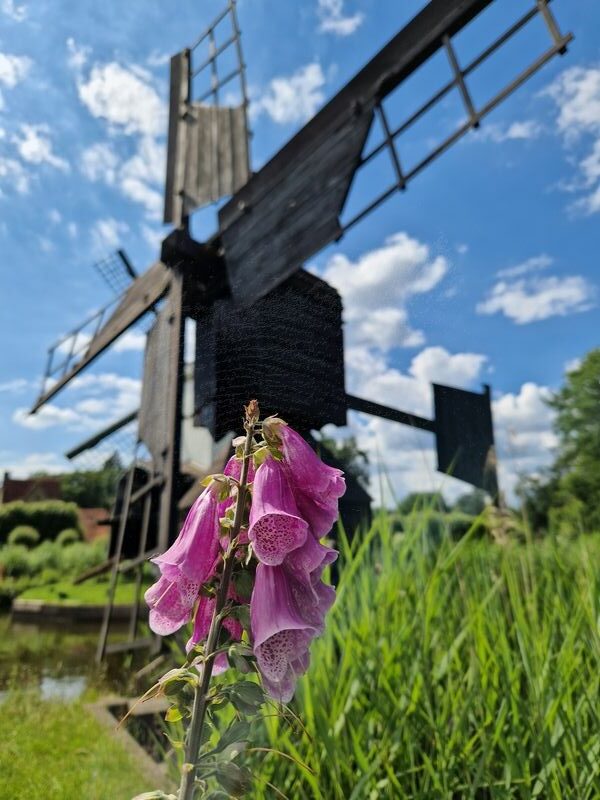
[29,0,572,661]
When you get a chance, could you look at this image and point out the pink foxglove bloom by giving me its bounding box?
[265,421,345,537]
[145,483,221,635]
[250,537,337,701]
[248,457,308,565]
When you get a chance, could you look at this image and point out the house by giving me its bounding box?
[0,472,62,504]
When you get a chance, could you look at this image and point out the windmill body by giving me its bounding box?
[29,0,573,660]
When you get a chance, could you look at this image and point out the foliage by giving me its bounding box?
[0,690,153,799]
[452,488,487,516]
[398,491,448,514]
[0,539,108,608]
[60,452,123,509]
[317,434,370,488]
[519,348,600,533]
[7,525,40,548]
[251,514,600,798]
[0,500,81,544]
[55,527,82,547]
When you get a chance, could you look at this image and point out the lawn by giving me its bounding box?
[0,691,153,800]
[18,578,146,605]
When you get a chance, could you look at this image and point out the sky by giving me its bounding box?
[0,0,598,505]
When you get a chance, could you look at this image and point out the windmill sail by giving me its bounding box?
[31,261,171,412]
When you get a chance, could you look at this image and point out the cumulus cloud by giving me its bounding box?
[0,452,71,478]
[474,119,543,143]
[91,217,129,253]
[13,372,141,433]
[251,63,325,125]
[76,60,166,137]
[321,232,448,351]
[0,378,30,393]
[0,50,31,87]
[496,254,553,279]
[477,273,595,324]
[80,141,119,183]
[12,124,69,171]
[1,0,27,22]
[492,382,557,498]
[543,65,600,215]
[0,155,29,193]
[317,0,364,36]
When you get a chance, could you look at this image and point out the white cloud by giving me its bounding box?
[477,272,595,324]
[39,236,53,252]
[1,452,71,478]
[251,63,325,125]
[565,357,581,374]
[456,243,469,255]
[13,124,69,171]
[13,373,141,433]
[0,51,31,87]
[112,329,146,353]
[492,382,557,499]
[543,66,600,215]
[475,119,543,143]
[67,222,78,238]
[48,208,61,224]
[80,141,119,183]
[1,0,27,22]
[317,0,364,36]
[66,37,90,72]
[0,378,30,393]
[141,224,163,251]
[77,61,167,137]
[80,136,165,219]
[0,155,29,193]
[497,254,553,279]
[91,217,129,253]
[321,232,448,351]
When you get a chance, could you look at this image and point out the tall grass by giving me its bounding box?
[252,513,600,798]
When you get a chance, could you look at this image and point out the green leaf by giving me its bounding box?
[232,570,254,601]
[215,762,252,796]
[204,792,230,800]
[165,705,183,723]
[228,604,251,631]
[211,719,251,754]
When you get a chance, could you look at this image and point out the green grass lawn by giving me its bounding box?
[0,691,152,800]
[18,579,147,605]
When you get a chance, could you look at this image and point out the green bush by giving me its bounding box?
[56,528,81,547]
[7,525,40,548]
[0,545,31,577]
[0,500,81,544]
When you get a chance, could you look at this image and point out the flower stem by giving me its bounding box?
[178,408,257,800]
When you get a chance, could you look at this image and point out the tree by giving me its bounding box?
[60,452,123,509]
[453,489,487,517]
[519,349,600,533]
[317,434,370,488]
[398,492,448,515]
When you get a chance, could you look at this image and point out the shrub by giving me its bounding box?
[0,545,31,577]
[56,528,81,547]
[7,525,40,548]
[0,501,81,544]
[26,541,62,574]
[59,539,107,575]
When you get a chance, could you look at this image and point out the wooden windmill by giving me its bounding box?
[30,0,572,661]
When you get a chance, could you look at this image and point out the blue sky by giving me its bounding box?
[0,0,598,503]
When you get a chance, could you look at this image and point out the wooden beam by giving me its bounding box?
[31,262,171,413]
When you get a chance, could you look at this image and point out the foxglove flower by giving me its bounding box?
[264,420,345,537]
[248,457,308,565]
[250,536,337,701]
[145,483,221,635]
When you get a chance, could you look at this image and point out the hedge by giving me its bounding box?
[0,501,81,544]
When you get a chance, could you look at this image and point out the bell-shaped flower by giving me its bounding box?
[264,421,346,538]
[248,457,308,565]
[145,483,221,636]
[250,539,337,701]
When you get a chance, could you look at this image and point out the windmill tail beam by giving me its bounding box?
[30,261,171,414]
[346,394,435,433]
[65,410,139,460]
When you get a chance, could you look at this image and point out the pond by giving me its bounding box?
[0,614,135,700]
